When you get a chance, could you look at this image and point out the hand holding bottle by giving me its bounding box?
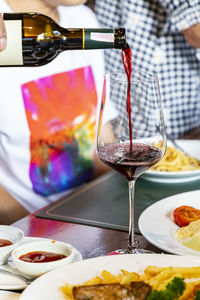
[0,13,6,50]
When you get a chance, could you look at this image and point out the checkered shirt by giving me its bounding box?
[95,0,200,138]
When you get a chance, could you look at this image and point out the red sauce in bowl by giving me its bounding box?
[0,239,13,247]
[19,251,67,263]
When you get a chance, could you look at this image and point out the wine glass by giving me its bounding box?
[96,70,166,254]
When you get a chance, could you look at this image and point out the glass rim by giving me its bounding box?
[104,69,158,84]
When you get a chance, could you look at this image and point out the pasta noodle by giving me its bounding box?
[150,146,200,172]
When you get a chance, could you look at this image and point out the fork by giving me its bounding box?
[0,268,34,285]
[168,138,187,154]
[168,138,198,159]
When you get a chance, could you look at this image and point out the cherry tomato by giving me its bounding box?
[173,205,200,227]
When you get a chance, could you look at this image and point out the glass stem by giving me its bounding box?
[128,179,137,252]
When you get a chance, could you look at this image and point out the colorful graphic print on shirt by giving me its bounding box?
[21,66,97,196]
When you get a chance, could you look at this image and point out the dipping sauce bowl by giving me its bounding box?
[12,240,75,277]
[0,225,24,265]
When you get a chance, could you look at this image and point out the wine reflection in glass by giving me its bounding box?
[96,70,166,254]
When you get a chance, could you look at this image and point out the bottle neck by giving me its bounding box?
[60,28,126,50]
[3,13,126,50]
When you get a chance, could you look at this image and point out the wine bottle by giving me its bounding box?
[0,13,126,67]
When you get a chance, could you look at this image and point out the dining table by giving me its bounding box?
[13,173,200,259]
[13,185,163,259]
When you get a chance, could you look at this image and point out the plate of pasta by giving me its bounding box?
[141,139,200,183]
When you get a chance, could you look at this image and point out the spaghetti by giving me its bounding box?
[150,147,200,172]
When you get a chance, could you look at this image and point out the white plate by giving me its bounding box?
[0,237,82,291]
[141,139,200,183]
[0,291,21,300]
[0,264,27,291]
[20,253,200,300]
[139,190,200,256]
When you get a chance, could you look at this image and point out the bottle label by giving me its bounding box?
[0,20,23,65]
[90,32,114,43]
[84,29,115,49]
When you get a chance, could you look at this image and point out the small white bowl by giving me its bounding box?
[12,240,75,277]
[0,225,24,265]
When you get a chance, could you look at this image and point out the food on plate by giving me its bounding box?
[174,205,200,252]
[173,206,200,227]
[73,281,152,300]
[175,219,200,252]
[62,266,200,300]
[146,277,185,300]
[150,146,200,172]
[182,233,200,253]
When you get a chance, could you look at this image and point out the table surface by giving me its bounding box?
[13,210,163,259]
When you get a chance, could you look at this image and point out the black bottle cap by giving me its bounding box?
[114,28,126,49]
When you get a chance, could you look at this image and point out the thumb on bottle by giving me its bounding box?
[0,13,6,50]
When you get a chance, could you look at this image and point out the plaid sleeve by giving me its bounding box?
[95,0,121,28]
[159,0,200,32]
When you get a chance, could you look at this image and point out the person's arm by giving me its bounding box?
[0,186,28,224]
[158,0,200,47]
[93,150,110,178]
[182,23,200,48]
[93,122,117,178]
[0,14,6,50]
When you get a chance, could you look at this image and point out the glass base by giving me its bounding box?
[113,248,153,255]
[107,240,154,255]
[107,248,153,255]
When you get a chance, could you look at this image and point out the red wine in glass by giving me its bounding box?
[98,142,162,181]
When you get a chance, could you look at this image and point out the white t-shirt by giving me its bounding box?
[0,1,105,212]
